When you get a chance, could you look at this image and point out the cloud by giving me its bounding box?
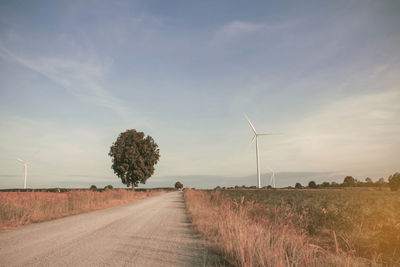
[209,19,299,47]
[0,45,129,117]
[209,21,267,46]
[218,21,266,35]
[276,90,400,177]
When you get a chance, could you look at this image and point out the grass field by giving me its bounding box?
[0,189,165,231]
[184,188,400,266]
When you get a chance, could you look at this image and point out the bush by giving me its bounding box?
[174,181,183,190]
[321,181,330,187]
[90,185,97,191]
[104,185,113,190]
[343,176,356,187]
[308,181,317,188]
[388,172,400,191]
[295,182,303,189]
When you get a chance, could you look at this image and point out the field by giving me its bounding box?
[0,189,165,230]
[184,188,400,266]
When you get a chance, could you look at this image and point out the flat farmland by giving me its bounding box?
[184,188,400,266]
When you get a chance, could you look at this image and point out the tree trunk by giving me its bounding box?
[132,184,135,191]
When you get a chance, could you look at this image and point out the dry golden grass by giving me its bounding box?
[0,189,164,230]
[184,189,366,267]
[221,188,400,265]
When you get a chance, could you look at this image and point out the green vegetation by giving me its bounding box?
[90,185,97,191]
[219,188,400,265]
[174,181,183,190]
[308,180,317,188]
[104,184,113,190]
[109,129,160,190]
[292,173,398,189]
[295,182,303,189]
[388,172,400,191]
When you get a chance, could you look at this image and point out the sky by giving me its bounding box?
[0,0,399,189]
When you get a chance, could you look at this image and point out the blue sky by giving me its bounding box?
[0,0,399,188]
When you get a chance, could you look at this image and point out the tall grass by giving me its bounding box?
[0,189,164,230]
[185,190,362,267]
[221,188,400,265]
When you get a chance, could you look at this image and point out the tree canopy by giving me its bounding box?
[175,181,183,190]
[343,176,356,187]
[109,129,160,189]
[308,181,317,188]
[388,172,400,191]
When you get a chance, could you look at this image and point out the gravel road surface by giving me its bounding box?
[0,192,216,266]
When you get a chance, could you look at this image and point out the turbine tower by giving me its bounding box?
[17,158,29,189]
[266,166,276,188]
[245,114,280,188]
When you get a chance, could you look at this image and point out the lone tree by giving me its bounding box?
[308,181,317,189]
[90,185,97,191]
[109,129,160,190]
[343,176,356,187]
[295,182,303,189]
[388,172,400,191]
[175,181,183,190]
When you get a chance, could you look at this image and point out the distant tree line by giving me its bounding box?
[294,172,400,191]
[211,172,400,191]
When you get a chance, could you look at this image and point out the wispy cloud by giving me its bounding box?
[218,21,266,35]
[275,90,400,177]
[0,45,128,117]
[210,19,298,46]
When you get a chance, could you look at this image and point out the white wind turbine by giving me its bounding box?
[16,151,39,189]
[266,166,276,188]
[245,114,280,188]
[16,158,30,189]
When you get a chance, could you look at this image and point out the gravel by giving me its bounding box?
[0,191,215,266]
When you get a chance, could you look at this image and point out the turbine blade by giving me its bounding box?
[246,135,256,152]
[244,114,257,134]
[257,132,282,136]
[17,158,25,163]
[27,150,40,163]
[250,135,256,145]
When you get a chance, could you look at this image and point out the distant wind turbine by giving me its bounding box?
[245,114,281,188]
[16,158,29,189]
[16,151,38,189]
[266,166,276,188]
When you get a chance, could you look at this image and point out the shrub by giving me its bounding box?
[104,185,113,190]
[295,182,303,189]
[321,181,330,187]
[388,172,400,191]
[343,176,356,187]
[174,181,183,190]
[90,185,97,191]
[308,181,317,188]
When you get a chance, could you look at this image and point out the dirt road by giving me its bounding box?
[0,192,215,266]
